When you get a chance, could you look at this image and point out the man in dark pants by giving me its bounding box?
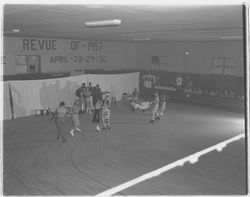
[75,83,86,113]
[92,85,102,131]
[54,101,69,142]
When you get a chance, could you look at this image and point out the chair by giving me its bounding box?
[35,109,50,116]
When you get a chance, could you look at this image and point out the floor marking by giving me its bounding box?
[95,133,245,196]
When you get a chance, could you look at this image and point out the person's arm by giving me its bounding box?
[65,107,72,117]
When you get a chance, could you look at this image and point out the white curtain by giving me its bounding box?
[87,72,139,100]
[3,83,13,120]
[3,72,139,119]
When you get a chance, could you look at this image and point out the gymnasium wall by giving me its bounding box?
[134,41,244,76]
[3,37,244,77]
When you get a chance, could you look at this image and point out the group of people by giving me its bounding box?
[53,82,112,143]
[75,82,99,114]
[129,88,169,124]
[53,82,169,143]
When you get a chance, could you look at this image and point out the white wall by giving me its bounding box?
[134,41,244,76]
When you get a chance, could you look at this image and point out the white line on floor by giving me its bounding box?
[95,133,245,196]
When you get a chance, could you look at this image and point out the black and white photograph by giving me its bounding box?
[1,1,249,196]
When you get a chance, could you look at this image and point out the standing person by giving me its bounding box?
[186,81,193,98]
[101,94,111,130]
[92,85,102,131]
[96,84,101,93]
[149,92,160,123]
[176,74,183,91]
[85,87,91,115]
[75,85,83,99]
[54,101,70,142]
[93,98,102,132]
[70,99,82,137]
[76,83,86,113]
[88,82,94,111]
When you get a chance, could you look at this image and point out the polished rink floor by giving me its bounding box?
[3,101,247,195]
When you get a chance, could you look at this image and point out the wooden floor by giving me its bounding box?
[3,101,247,195]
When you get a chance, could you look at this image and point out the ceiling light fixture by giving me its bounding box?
[12,29,20,33]
[84,5,103,9]
[133,37,150,41]
[85,19,121,27]
[4,29,20,33]
[221,36,243,39]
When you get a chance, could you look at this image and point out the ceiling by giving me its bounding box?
[3,4,244,42]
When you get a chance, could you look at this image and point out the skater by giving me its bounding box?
[70,99,82,136]
[101,94,111,130]
[54,101,70,142]
[93,98,102,131]
[92,85,102,131]
[88,82,94,110]
[76,83,86,113]
[85,86,92,115]
[149,92,160,123]
[158,94,168,117]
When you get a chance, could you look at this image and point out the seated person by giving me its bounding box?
[176,74,183,91]
[229,90,235,98]
[209,89,216,96]
[197,87,203,95]
[132,101,151,112]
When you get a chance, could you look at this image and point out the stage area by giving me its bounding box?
[3,101,246,195]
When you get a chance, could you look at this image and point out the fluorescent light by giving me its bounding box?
[84,5,103,9]
[133,37,150,41]
[12,29,20,33]
[85,19,121,27]
[4,29,20,33]
[221,36,243,39]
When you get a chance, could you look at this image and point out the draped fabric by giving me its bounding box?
[3,83,13,120]
[87,73,139,101]
[3,72,139,119]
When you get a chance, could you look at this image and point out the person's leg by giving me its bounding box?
[70,114,81,136]
[152,106,157,119]
[70,115,75,136]
[102,120,107,129]
[55,119,61,139]
[82,98,86,112]
[155,105,160,120]
[93,109,97,123]
[86,98,91,114]
[90,96,93,110]
[149,105,157,123]
[161,102,166,116]
[96,109,101,131]
[106,110,111,129]
[55,118,66,142]
[102,111,107,129]
[74,114,81,132]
